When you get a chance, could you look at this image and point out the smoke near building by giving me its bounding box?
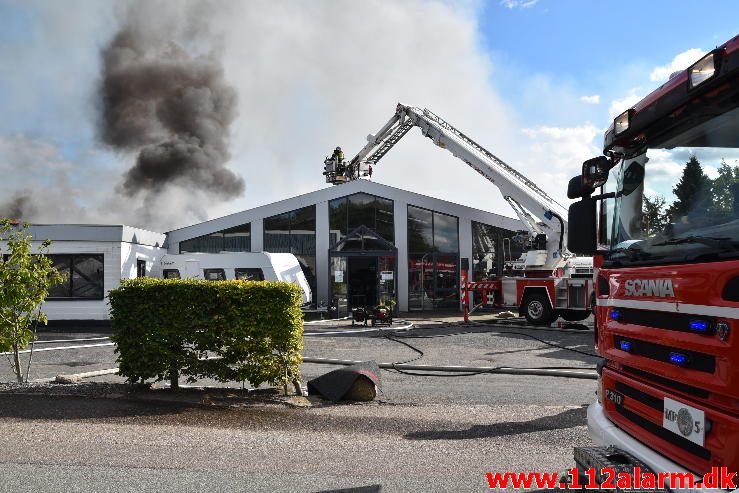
[99,0,244,200]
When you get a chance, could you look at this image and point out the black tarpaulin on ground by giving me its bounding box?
[307,361,381,402]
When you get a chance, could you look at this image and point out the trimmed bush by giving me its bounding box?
[109,278,304,388]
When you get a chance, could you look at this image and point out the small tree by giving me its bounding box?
[642,194,668,236]
[710,158,739,215]
[669,155,711,218]
[0,220,64,383]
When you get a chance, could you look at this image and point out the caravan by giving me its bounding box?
[154,252,312,305]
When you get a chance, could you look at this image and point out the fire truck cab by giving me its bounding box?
[568,35,739,488]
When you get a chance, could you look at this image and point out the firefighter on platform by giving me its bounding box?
[333,146,345,175]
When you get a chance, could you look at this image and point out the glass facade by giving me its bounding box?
[472,222,500,281]
[471,221,522,281]
[180,223,251,253]
[329,193,394,246]
[407,205,459,311]
[47,254,104,299]
[172,190,517,314]
[264,205,317,297]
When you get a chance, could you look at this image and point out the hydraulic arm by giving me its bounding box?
[324,103,570,262]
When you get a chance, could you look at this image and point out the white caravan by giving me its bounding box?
[154,252,312,305]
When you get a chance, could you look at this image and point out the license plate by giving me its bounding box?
[605,388,624,406]
[663,397,705,446]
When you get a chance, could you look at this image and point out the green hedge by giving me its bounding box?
[109,278,304,388]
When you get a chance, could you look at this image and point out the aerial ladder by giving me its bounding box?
[323,103,593,324]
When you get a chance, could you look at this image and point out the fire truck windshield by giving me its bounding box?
[603,105,739,267]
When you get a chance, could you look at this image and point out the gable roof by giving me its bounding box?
[167,179,521,244]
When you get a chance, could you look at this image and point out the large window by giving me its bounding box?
[47,254,104,299]
[179,223,251,253]
[329,193,394,246]
[407,205,459,310]
[471,221,523,281]
[264,205,316,298]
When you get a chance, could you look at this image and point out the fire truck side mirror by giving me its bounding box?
[582,156,612,191]
[567,174,586,199]
[567,197,597,255]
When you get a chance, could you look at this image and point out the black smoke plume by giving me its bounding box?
[0,191,37,220]
[100,4,244,199]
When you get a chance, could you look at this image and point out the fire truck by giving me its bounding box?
[568,35,739,485]
[324,104,593,324]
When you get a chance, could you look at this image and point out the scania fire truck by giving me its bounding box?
[568,35,739,487]
[324,104,593,324]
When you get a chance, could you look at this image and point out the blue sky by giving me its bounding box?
[0,0,736,230]
[481,0,739,128]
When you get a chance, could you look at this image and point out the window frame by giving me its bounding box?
[407,204,459,254]
[235,268,265,281]
[179,223,251,253]
[46,254,105,301]
[329,193,395,246]
[203,268,226,281]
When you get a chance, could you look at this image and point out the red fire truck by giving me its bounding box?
[568,35,739,484]
[324,104,594,325]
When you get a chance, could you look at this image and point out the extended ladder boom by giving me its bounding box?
[329,103,569,259]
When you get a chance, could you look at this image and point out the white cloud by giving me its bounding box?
[500,0,538,8]
[608,90,644,119]
[643,149,685,183]
[649,48,706,83]
[579,94,600,104]
[215,1,534,223]
[0,0,590,230]
[608,49,707,125]
[520,123,601,202]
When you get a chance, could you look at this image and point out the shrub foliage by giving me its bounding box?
[109,278,304,388]
[0,220,65,383]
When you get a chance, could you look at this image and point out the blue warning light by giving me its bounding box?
[689,320,709,332]
[669,352,689,365]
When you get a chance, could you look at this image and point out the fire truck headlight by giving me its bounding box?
[613,110,632,135]
[688,51,720,89]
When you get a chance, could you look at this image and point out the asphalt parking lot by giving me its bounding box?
[0,314,599,492]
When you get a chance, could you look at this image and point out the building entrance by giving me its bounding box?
[348,257,377,308]
[329,225,397,316]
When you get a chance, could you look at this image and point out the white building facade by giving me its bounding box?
[167,180,522,313]
[0,225,167,323]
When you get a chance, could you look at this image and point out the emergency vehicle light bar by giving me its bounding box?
[688,49,723,90]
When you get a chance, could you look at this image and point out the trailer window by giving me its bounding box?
[47,254,104,299]
[203,269,226,281]
[235,268,264,281]
[163,269,181,279]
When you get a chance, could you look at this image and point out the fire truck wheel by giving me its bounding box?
[523,293,557,325]
[560,310,590,322]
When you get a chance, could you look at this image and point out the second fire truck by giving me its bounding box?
[324,103,593,324]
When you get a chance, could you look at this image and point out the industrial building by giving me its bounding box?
[3,180,522,322]
[168,180,521,313]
